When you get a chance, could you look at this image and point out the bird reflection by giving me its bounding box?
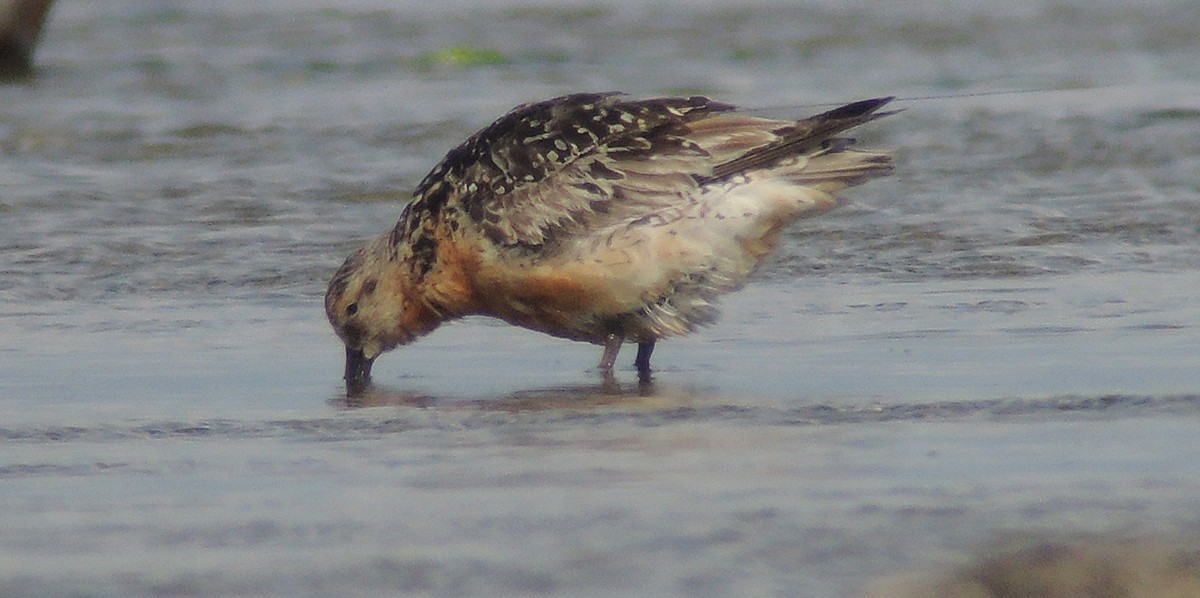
[330,370,683,412]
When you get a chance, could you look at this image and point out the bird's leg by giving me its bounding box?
[598,333,622,371]
[634,340,655,374]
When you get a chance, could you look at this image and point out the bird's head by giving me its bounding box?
[325,237,429,396]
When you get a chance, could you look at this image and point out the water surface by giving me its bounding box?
[2,0,1200,595]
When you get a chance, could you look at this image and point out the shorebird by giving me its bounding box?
[326,92,895,395]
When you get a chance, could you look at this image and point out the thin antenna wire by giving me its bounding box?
[895,88,1059,102]
[745,87,1084,113]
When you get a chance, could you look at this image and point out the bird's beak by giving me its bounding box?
[344,346,376,396]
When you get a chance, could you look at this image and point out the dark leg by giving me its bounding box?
[598,333,622,371]
[634,340,655,374]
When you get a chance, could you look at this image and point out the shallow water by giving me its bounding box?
[3,0,1200,596]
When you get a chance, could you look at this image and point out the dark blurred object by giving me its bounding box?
[867,533,1200,598]
[0,0,54,79]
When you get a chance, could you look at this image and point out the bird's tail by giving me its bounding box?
[773,145,893,194]
[701,97,897,185]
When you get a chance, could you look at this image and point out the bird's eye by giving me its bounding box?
[346,303,359,316]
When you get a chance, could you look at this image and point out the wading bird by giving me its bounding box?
[326,92,895,395]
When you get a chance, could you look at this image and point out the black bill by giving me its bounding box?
[344,346,375,396]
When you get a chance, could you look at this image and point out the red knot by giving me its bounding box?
[326,93,896,395]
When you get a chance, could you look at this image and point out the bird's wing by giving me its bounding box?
[405,92,727,247]
[405,93,893,248]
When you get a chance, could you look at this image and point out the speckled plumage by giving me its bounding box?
[326,93,896,394]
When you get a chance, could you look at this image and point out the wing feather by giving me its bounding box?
[402,93,893,250]
[408,93,732,247]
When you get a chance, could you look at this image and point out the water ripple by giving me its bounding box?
[2,393,1196,448]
